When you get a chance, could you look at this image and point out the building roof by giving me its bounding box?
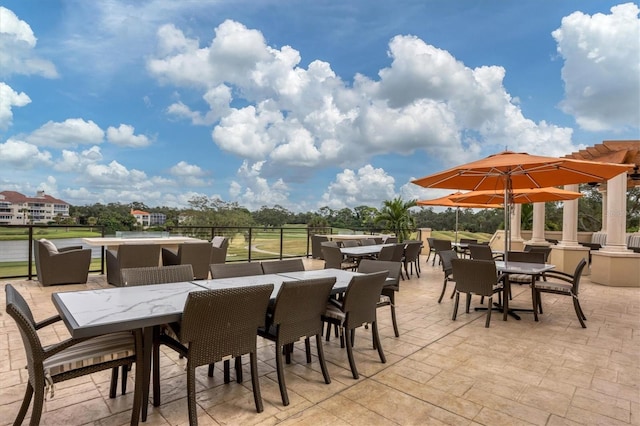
[131,209,150,215]
[0,191,69,205]
[564,140,640,188]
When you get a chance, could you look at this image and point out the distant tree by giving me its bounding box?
[252,205,291,227]
[374,197,417,242]
[354,205,379,230]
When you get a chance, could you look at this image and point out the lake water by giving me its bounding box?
[0,239,102,262]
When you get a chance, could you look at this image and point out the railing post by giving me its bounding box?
[247,227,252,262]
[28,226,34,280]
[279,228,284,260]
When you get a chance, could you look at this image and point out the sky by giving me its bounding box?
[1,1,639,212]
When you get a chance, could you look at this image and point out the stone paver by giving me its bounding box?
[1,257,638,425]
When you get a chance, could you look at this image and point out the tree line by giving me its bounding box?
[68,185,640,236]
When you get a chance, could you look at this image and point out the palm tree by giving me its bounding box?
[375,197,417,242]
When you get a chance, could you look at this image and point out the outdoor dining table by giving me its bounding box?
[339,243,395,259]
[494,260,556,320]
[50,268,368,422]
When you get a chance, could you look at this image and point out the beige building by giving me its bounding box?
[0,190,70,225]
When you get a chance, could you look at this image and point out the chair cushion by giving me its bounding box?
[39,239,58,254]
[323,304,345,322]
[509,274,534,284]
[534,281,572,292]
[43,332,135,376]
[377,295,392,307]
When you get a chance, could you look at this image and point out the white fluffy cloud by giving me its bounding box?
[54,146,103,172]
[0,138,52,168]
[321,165,396,209]
[0,82,31,130]
[84,160,147,186]
[229,160,290,210]
[553,3,640,131]
[106,124,152,147]
[169,161,208,186]
[149,19,577,173]
[0,6,57,78]
[25,118,105,148]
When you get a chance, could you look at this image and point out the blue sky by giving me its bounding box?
[1,1,639,211]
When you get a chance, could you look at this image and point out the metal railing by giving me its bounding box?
[0,224,394,280]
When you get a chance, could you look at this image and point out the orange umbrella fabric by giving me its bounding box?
[417,192,502,209]
[411,151,632,191]
[450,187,583,205]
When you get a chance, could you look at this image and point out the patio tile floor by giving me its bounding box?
[1,256,638,425]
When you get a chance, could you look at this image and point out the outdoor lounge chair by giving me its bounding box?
[106,244,161,286]
[161,242,212,279]
[33,238,91,286]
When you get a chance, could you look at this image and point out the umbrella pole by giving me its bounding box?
[504,179,511,262]
[455,207,459,244]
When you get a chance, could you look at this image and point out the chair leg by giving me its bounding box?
[573,297,587,328]
[152,327,161,406]
[186,362,198,426]
[208,363,215,377]
[452,292,460,320]
[344,328,359,379]
[372,321,386,364]
[390,303,400,337]
[250,352,264,413]
[235,356,243,383]
[224,359,231,383]
[532,287,539,322]
[122,364,129,396]
[305,337,312,363]
[485,296,493,328]
[315,334,331,385]
[109,367,119,398]
[14,381,33,425]
[465,293,471,313]
[31,380,45,426]
[438,278,448,303]
[275,344,289,406]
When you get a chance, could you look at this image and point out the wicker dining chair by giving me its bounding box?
[531,258,587,328]
[257,277,336,405]
[5,284,143,426]
[321,271,389,379]
[260,258,305,274]
[437,249,458,303]
[402,241,423,278]
[210,262,264,278]
[357,259,402,337]
[119,264,195,406]
[469,243,503,261]
[321,245,358,270]
[159,285,273,425]
[430,239,452,266]
[451,259,505,328]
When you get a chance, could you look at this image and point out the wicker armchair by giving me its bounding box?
[161,242,212,279]
[159,285,273,424]
[532,258,587,328]
[321,271,389,379]
[260,258,305,274]
[451,259,505,328]
[357,259,402,337]
[106,244,161,286]
[210,236,229,265]
[33,239,91,286]
[5,284,143,426]
[257,277,335,405]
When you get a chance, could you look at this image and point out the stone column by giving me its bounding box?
[559,184,580,247]
[599,185,608,232]
[509,203,524,250]
[529,202,547,244]
[602,173,628,252]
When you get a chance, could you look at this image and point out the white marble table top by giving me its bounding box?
[52,282,203,339]
[82,236,201,246]
[340,243,395,257]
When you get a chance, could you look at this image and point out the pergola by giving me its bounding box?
[512,140,640,286]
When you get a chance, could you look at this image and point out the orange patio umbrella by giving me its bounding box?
[417,192,502,243]
[449,187,583,205]
[412,151,631,259]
